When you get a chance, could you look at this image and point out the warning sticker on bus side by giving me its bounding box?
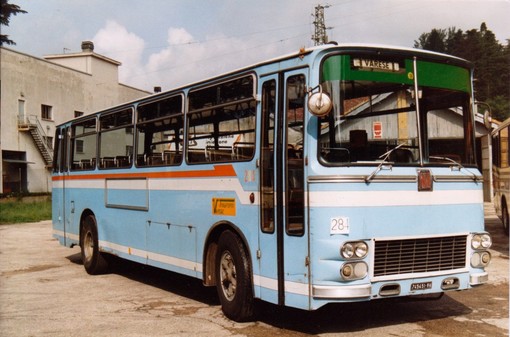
[212,198,236,216]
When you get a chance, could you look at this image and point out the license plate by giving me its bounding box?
[411,282,432,291]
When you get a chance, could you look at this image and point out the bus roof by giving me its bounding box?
[188,43,472,88]
[59,43,472,126]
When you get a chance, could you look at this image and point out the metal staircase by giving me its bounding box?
[18,115,53,166]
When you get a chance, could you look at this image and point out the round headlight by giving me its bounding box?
[355,242,368,258]
[341,243,355,259]
[481,251,491,264]
[471,235,481,249]
[471,252,481,267]
[341,263,353,278]
[354,262,368,278]
[481,234,492,249]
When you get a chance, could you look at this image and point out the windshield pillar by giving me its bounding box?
[412,57,424,166]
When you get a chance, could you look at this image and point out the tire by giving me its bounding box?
[502,201,509,236]
[215,230,255,322]
[80,214,109,275]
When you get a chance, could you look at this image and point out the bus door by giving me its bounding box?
[259,70,310,307]
[52,126,71,245]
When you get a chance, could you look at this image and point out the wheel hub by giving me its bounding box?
[219,251,237,301]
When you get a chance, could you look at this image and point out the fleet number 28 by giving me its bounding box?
[330,217,350,235]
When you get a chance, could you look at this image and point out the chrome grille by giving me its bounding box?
[374,235,467,277]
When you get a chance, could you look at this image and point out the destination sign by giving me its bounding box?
[353,58,400,72]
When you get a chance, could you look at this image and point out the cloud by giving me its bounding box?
[92,21,301,91]
[145,28,232,90]
[167,27,194,45]
[93,20,145,86]
[133,26,279,91]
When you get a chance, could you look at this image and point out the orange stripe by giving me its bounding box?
[52,164,237,181]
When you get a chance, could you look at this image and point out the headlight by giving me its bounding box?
[355,242,368,258]
[480,234,492,249]
[341,243,355,259]
[340,241,368,259]
[340,262,368,280]
[471,233,492,250]
[471,251,491,268]
[472,235,481,249]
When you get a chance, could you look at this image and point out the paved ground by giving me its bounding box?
[0,203,508,336]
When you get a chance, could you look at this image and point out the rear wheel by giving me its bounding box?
[80,214,109,274]
[215,230,255,322]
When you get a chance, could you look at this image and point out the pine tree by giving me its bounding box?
[0,0,27,46]
[415,23,510,120]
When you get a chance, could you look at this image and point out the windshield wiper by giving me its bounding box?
[429,156,479,181]
[365,143,405,183]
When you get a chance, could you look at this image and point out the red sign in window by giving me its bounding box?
[373,121,382,139]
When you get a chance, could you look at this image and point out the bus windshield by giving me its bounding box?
[318,54,475,166]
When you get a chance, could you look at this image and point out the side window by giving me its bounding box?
[260,80,276,233]
[52,128,62,173]
[99,108,134,169]
[187,75,256,163]
[136,95,184,166]
[286,74,306,236]
[71,119,97,171]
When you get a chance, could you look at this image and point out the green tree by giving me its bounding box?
[415,23,510,121]
[414,28,447,53]
[0,0,27,46]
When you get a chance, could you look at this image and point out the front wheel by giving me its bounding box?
[215,230,255,322]
[80,214,109,275]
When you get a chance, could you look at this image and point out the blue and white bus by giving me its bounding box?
[53,44,491,321]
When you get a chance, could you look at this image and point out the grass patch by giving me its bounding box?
[0,198,52,224]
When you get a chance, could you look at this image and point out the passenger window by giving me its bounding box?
[99,108,134,169]
[187,75,256,163]
[136,95,184,167]
[70,119,97,171]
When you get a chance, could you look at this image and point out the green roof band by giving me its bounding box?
[322,55,471,94]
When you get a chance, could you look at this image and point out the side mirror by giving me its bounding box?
[307,85,332,117]
[476,101,492,130]
[483,111,492,130]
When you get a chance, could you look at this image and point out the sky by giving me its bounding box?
[3,0,509,92]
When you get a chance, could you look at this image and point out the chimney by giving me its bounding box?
[154,86,162,93]
[81,41,94,53]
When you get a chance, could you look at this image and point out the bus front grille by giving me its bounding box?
[373,235,467,277]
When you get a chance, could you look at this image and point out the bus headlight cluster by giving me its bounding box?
[340,241,368,259]
[471,251,491,268]
[470,233,492,268]
[471,233,492,250]
[340,261,368,281]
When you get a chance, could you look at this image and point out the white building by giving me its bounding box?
[1,41,151,194]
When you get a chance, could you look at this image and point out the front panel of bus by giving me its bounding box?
[306,48,491,307]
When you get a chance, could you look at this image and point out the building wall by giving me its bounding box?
[0,46,151,194]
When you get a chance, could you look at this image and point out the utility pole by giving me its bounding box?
[312,4,330,46]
